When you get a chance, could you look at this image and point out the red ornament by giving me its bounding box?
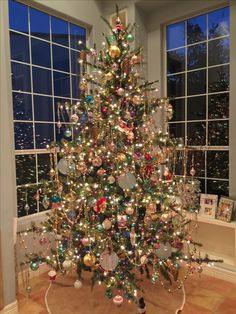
[95,197,107,213]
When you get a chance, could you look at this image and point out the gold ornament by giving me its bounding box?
[125,206,134,215]
[83,253,96,267]
[109,45,121,58]
[105,72,113,81]
[116,153,126,162]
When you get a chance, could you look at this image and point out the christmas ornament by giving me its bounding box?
[131,54,140,64]
[117,87,125,96]
[156,243,172,259]
[117,214,127,229]
[83,253,96,267]
[117,172,136,189]
[102,219,112,230]
[64,129,72,138]
[97,168,106,176]
[130,227,136,246]
[111,63,118,71]
[42,195,50,209]
[95,197,106,213]
[126,33,134,43]
[108,175,115,184]
[30,261,39,271]
[113,295,124,306]
[62,257,72,270]
[109,45,121,58]
[105,72,113,81]
[48,270,57,281]
[58,157,75,175]
[81,237,90,246]
[92,156,102,167]
[126,206,134,215]
[74,279,82,289]
[70,114,79,123]
[100,250,119,271]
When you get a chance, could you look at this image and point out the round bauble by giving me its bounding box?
[26,286,32,294]
[125,206,134,215]
[102,219,112,230]
[116,153,126,162]
[113,295,124,306]
[81,237,90,246]
[100,250,119,271]
[70,114,79,123]
[58,157,75,175]
[64,129,72,138]
[132,95,141,105]
[117,87,125,96]
[108,175,115,184]
[131,54,140,64]
[97,168,106,176]
[112,63,118,71]
[30,261,39,271]
[62,257,72,270]
[74,279,82,289]
[92,156,102,167]
[83,253,96,267]
[155,243,172,259]
[105,72,113,81]
[117,172,136,190]
[109,45,121,58]
[126,33,134,43]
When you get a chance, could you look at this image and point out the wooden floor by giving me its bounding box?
[17,271,236,314]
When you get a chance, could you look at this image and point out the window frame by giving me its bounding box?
[9,0,88,220]
[163,5,230,195]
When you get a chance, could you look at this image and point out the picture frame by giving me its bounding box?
[110,8,127,29]
[216,197,234,223]
[199,194,218,219]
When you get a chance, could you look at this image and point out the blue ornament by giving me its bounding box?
[30,261,39,271]
[51,195,61,203]
[80,112,88,124]
[85,95,94,104]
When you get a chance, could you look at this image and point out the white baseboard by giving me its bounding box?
[203,264,236,283]
[0,301,18,314]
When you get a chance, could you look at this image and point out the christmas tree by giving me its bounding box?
[23,7,220,306]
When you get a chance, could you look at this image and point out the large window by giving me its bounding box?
[166,7,229,196]
[9,0,86,217]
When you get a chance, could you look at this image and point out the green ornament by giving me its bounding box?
[96,224,103,232]
[105,289,113,299]
[126,33,134,43]
[30,261,39,271]
[64,129,72,138]
[108,35,116,44]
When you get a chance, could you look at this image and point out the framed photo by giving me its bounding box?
[110,8,127,29]
[199,194,218,219]
[216,197,234,223]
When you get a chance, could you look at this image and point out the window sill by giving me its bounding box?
[17,210,50,232]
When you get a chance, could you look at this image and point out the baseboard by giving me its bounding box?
[0,301,18,314]
[203,264,236,283]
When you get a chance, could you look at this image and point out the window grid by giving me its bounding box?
[165,7,230,196]
[9,0,86,216]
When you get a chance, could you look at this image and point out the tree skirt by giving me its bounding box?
[47,272,183,314]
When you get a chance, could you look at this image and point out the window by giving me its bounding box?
[166,7,230,196]
[9,0,86,217]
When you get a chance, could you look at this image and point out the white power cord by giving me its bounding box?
[45,281,52,314]
[175,281,186,314]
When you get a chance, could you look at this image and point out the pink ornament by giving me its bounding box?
[81,237,90,246]
[92,157,102,167]
[113,295,124,306]
[117,88,125,96]
[101,107,108,114]
[97,168,106,176]
[132,95,141,105]
[70,114,79,123]
[131,55,140,64]
[112,63,118,71]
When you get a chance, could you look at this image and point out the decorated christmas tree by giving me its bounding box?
[21,6,221,307]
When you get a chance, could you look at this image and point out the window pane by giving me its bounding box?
[31,38,51,68]
[34,96,53,122]
[175,150,184,175]
[11,62,31,92]
[198,179,206,193]
[187,122,206,146]
[70,23,86,50]
[208,93,229,119]
[167,22,185,50]
[15,154,36,185]
[170,98,185,121]
[187,96,206,120]
[207,179,229,196]
[14,122,34,150]
[51,16,69,46]
[13,92,32,121]
[17,187,37,217]
[167,73,185,97]
[30,8,50,40]
[53,45,70,72]
[187,43,206,70]
[33,67,52,95]
[55,99,70,122]
[208,121,229,146]
[187,14,206,44]
[54,71,70,97]
[207,151,228,179]
[72,75,80,99]
[208,7,230,39]
[187,70,206,95]
[167,48,185,74]
[208,37,229,66]
[35,123,54,148]
[71,50,80,74]
[38,153,51,181]
[10,32,30,63]
[208,65,229,93]
[169,123,185,140]
[8,0,28,33]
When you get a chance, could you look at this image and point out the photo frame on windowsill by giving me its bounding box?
[216,197,234,223]
[199,194,218,219]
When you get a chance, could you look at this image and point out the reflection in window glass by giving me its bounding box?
[167,48,185,74]
[208,93,229,119]
[13,92,32,121]
[16,155,36,186]
[207,179,229,196]
[170,98,185,122]
[70,23,86,49]
[207,151,229,179]
[187,122,206,146]
[169,123,185,140]
[208,65,229,93]
[187,43,206,70]
[187,14,206,44]
[14,122,34,150]
[35,123,54,149]
[34,96,53,122]
[208,121,229,146]
[208,37,229,66]
[187,96,206,121]
[208,7,230,39]
[187,70,206,95]
[38,154,51,181]
[167,73,185,97]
